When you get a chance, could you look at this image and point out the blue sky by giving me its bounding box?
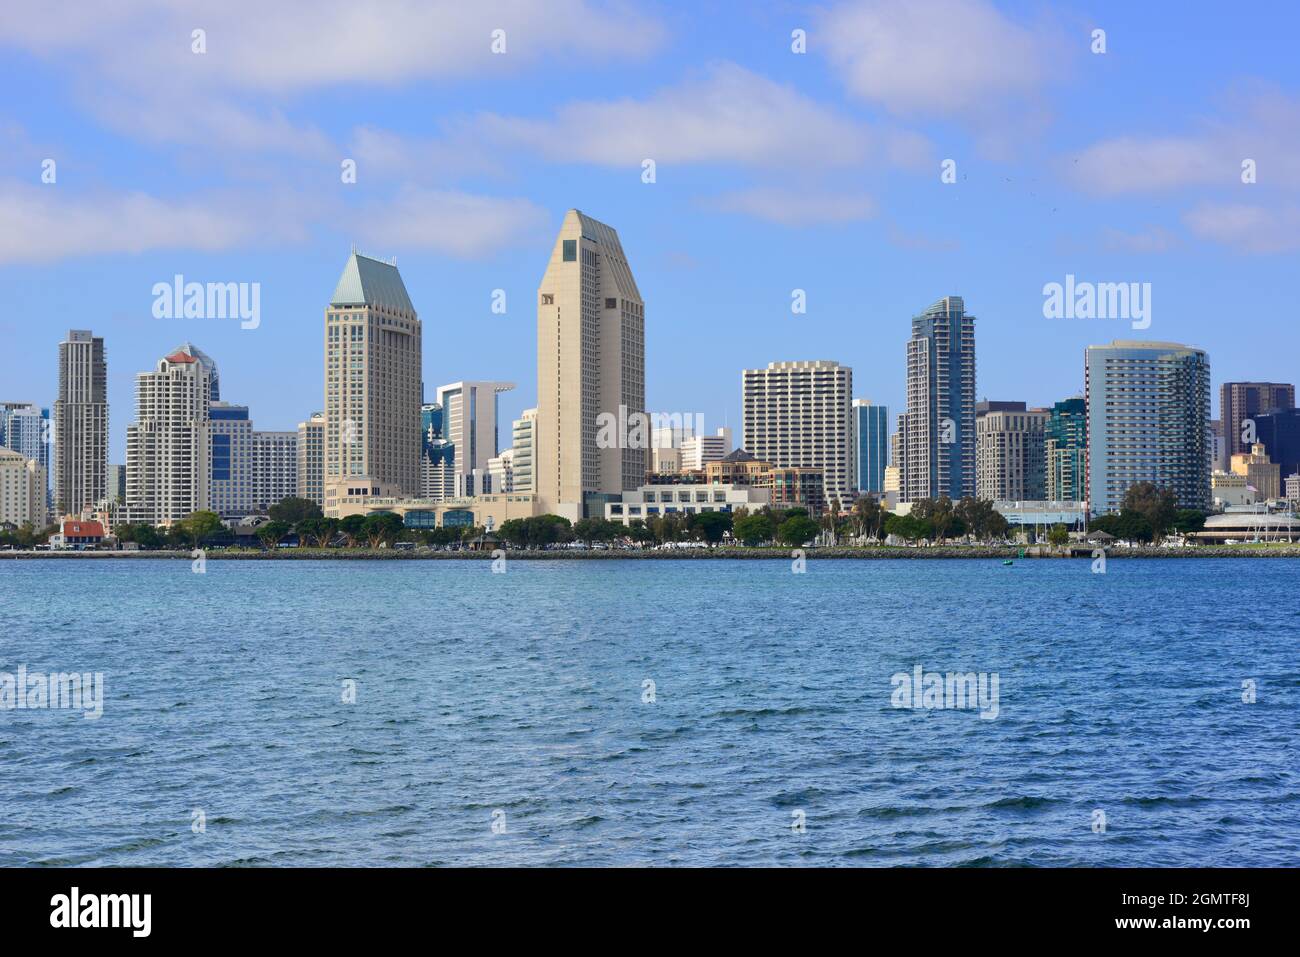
[2,0,1298,462]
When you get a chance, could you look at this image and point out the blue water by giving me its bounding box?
[0,558,1295,867]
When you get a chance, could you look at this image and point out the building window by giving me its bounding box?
[562,240,577,262]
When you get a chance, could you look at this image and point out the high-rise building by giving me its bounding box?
[1,403,50,509]
[975,402,1047,501]
[899,297,976,502]
[435,381,516,498]
[510,408,537,494]
[0,447,47,529]
[209,402,253,519]
[1085,340,1210,514]
[741,360,854,505]
[1251,408,1300,482]
[253,431,297,511]
[1220,382,1294,456]
[297,412,326,506]
[125,347,213,526]
[852,399,889,495]
[680,428,732,471]
[536,210,645,518]
[1045,396,1087,502]
[419,402,455,502]
[53,330,108,515]
[324,251,422,499]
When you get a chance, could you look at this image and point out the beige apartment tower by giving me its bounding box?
[297,412,325,505]
[324,252,422,500]
[536,210,645,518]
[124,346,213,526]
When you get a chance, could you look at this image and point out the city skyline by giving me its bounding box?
[5,2,1300,464]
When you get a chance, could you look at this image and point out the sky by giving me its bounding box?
[2,0,1298,463]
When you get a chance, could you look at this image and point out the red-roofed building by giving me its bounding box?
[165,351,197,364]
[51,520,106,549]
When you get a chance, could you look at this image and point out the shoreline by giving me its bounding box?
[6,545,1300,560]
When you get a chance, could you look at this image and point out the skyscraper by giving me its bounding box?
[125,347,213,526]
[1220,382,1294,456]
[899,297,976,502]
[741,360,854,505]
[1251,408,1300,482]
[1085,340,1211,514]
[324,251,422,501]
[853,399,889,495]
[536,210,645,518]
[435,380,516,498]
[1045,397,1087,502]
[297,412,326,506]
[975,402,1046,501]
[53,330,108,515]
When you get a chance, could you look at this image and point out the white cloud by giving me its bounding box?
[1182,202,1300,253]
[355,189,549,258]
[0,181,308,263]
[708,187,877,226]
[0,0,664,92]
[475,63,915,170]
[1101,226,1180,253]
[1068,88,1300,195]
[817,0,1055,116]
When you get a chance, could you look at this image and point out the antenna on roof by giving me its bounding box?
[351,242,357,254]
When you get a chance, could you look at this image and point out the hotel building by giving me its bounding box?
[323,251,422,511]
[1085,340,1211,514]
[536,210,645,519]
[741,360,853,505]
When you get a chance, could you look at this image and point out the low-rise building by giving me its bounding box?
[49,519,105,549]
[606,483,769,526]
[1230,442,1281,502]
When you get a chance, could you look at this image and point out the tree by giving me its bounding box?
[338,514,367,547]
[500,514,573,548]
[256,520,291,548]
[296,517,338,547]
[362,512,405,548]
[625,519,653,545]
[777,514,820,546]
[176,511,223,548]
[1047,523,1070,546]
[574,517,620,544]
[269,497,323,525]
[733,513,774,546]
[688,510,732,545]
[1122,482,1178,543]
[1172,509,1207,535]
[852,495,886,541]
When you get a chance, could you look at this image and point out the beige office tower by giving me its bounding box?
[536,210,645,518]
[297,412,325,505]
[741,360,854,505]
[54,330,108,515]
[124,347,213,526]
[324,251,422,498]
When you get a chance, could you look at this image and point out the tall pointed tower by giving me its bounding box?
[535,210,645,518]
[323,251,422,507]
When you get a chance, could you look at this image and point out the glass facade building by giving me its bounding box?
[1045,397,1087,502]
[852,400,889,495]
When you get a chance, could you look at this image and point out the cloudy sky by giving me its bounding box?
[2,0,1297,460]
